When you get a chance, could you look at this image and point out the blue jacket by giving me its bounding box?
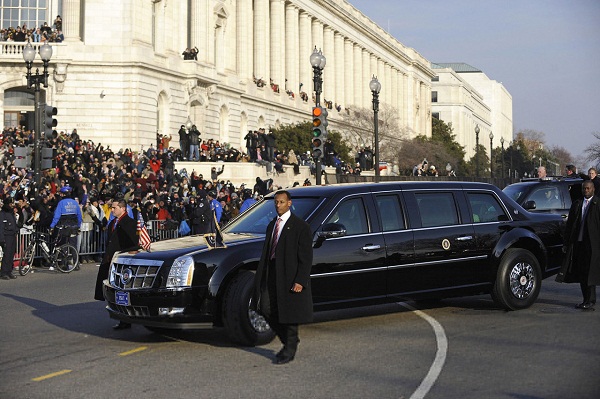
[210,199,222,222]
[50,198,83,228]
[240,198,257,214]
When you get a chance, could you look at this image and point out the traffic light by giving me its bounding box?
[42,104,57,139]
[311,106,328,159]
[41,147,57,170]
[14,146,33,169]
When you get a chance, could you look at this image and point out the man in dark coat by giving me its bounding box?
[557,180,600,309]
[0,198,18,280]
[251,190,313,364]
[94,199,139,328]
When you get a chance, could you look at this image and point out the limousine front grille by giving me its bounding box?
[111,259,164,290]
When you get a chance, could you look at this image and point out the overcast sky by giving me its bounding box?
[348,0,600,161]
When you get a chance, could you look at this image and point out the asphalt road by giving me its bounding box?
[1,264,599,399]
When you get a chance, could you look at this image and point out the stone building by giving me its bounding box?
[431,63,513,160]
[1,0,434,154]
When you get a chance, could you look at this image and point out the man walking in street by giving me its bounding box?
[557,180,600,310]
[94,199,139,329]
[251,190,313,364]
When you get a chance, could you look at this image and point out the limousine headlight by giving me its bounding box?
[167,256,194,288]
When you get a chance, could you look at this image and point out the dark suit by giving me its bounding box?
[94,215,138,300]
[252,212,313,357]
[558,196,600,304]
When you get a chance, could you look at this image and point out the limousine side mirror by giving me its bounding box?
[317,223,347,239]
[523,200,537,210]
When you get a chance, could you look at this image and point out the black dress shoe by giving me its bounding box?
[113,322,132,330]
[274,355,295,365]
[0,275,10,280]
[576,302,595,310]
[7,274,17,279]
[0,274,16,280]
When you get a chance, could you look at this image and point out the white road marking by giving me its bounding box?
[398,302,448,399]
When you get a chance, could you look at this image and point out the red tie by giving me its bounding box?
[270,218,281,259]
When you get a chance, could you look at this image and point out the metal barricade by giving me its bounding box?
[14,219,181,263]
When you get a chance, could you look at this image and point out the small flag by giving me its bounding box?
[137,212,151,252]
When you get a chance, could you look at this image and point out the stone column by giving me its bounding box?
[253,0,269,82]
[391,68,399,117]
[311,19,323,53]
[384,63,392,106]
[334,32,344,110]
[361,49,370,109]
[270,0,285,89]
[63,0,81,41]
[344,39,354,108]
[353,44,363,107]
[322,26,334,104]
[285,4,299,95]
[191,0,208,63]
[298,12,311,96]
[237,0,253,81]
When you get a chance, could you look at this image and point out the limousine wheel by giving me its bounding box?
[222,270,275,346]
[492,249,541,310]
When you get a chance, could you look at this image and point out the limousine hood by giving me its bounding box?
[118,232,264,261]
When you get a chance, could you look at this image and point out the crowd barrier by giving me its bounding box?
[14,220,181,262]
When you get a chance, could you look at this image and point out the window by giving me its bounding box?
[432,76,439,82]
[467,193,507,223]
[431,91,438,103]
[432,112,440,120]
[326,197,369,235]
[375,195,405,232]
[526,187,562,211]
[0,0,47,30]
[415,193,458,227]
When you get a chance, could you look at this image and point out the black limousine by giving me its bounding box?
[104,182,565,345]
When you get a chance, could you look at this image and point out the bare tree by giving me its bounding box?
[340,104,410,162]
[584,132,600,169]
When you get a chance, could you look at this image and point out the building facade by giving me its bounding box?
[1,0,434,154]
[431,62,513,160]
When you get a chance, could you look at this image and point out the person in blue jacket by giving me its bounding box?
[50,186,83,253]
[239,189,257,214]
[207,190,222,223]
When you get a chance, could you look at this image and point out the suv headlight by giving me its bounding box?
[167,256,195,288]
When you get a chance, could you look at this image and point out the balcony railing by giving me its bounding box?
[0,41,64,59]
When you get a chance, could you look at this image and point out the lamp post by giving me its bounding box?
[500,137,505,180]
[489,131,494,178]
[23,41,53,198]
[310,47,326,185]
[516,144,521,179]
[475,124,480,177]
[370,75,381,183]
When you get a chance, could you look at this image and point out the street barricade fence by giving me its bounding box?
[14,219,181,264]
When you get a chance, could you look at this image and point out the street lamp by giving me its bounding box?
[489,131,494,178]
[370,75,381,183]
[475,124,480,177]
[23,41,53,197]
[310,46,326,184]
[500,137,505,180]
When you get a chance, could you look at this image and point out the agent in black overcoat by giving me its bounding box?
[94,199,138,301]
[557,181,600,309]
[252,190,313,364]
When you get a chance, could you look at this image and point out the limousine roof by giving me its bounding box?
[276,181,502,197]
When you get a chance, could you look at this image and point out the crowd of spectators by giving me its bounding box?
[1,16,64,43]
[0,124,314,248]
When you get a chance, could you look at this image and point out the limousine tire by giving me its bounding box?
[222,270,275,346]
[492,249,542,310]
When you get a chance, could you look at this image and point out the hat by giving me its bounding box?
[208,190,217,198]
[59,186,72,193]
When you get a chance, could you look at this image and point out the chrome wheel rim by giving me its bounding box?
[248,302,270,333]
[509,261,535,299]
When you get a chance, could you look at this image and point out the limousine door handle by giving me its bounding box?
[361,244,381,252]
[456,236,473,241]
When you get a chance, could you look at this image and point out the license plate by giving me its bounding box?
[115,291,130,306]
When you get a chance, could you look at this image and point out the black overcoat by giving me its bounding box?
[252,213,313,324]
[94,215,139,300]
[556,197,600,285]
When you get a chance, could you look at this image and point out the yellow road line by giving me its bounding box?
[32,369,72,381]
[119,346,148,356]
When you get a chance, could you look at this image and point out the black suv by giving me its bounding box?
[103,182,565,346]
[503,177,583,217]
